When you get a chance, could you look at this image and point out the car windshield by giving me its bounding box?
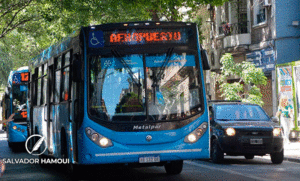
[88,51,202,122]
[215,104,269,121]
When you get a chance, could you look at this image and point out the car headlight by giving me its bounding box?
[85,127,113,148]
[184,122,208,143]
[273,128,281,137]
[13,126,17,130]
[225,128,236,136]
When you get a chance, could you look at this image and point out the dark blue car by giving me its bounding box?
[209,101,284,164]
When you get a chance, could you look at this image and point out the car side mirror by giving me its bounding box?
[272,117,279,123]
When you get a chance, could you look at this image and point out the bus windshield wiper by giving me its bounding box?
[111,49,141,87]
[152,47,174,88]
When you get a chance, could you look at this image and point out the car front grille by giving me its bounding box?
[238,130,272,137]
[242,143,267,150]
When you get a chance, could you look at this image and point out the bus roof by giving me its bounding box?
[30,21,196,67]
[30,30,80,67]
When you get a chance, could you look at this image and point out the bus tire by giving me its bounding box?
[164,160,183,175]
[244,155,254,159]
[61,129,79,177]
[211,139,224,163]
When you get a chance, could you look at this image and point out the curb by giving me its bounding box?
[284,156,300,163]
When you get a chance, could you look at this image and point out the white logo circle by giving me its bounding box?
[25,134,47,156]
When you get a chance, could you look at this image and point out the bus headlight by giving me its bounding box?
[13,126,17,130]
[184,122,208,143]
[225,128,236,136]
[92,133,99,141]
[273,128,281,137]
[85,127,113,148]
[187,134,197,143]
[99,137,109,147]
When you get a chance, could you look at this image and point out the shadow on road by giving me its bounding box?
[203,156,275,165]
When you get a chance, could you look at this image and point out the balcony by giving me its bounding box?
[219,22,251,49]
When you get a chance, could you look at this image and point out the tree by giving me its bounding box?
[0,0,230,86]
[112,0,228,21]
[211,53,267,106]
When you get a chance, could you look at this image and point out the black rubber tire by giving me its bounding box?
[271,149,284,164]
[164,160,183,175]
[244,155,255,159]
[211,139,224,163]
[61,130,80,179]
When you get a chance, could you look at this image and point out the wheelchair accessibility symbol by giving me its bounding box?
[89,31,104,48]
[90,32,100,46]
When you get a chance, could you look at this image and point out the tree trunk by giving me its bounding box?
[152,9,160,21]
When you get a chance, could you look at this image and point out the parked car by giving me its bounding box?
[209,101,284,164]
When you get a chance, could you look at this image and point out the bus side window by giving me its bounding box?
[62,51,71,101]
[32,70,38,106]
[62,68,70,101]
[37,66,42,106]
[42,63,48,105]
[55,56,62,103]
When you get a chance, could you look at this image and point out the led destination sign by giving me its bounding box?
[88,28,189,48]
[12,72,29,84]
[109,31,182,44]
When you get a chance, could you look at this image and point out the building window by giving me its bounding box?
[253,0,267,25]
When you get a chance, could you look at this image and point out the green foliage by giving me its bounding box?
[212,53,267,106]
[0,0,230,86]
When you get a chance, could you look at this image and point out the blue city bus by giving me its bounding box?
[3,67,29,150]
[28,21,210,174]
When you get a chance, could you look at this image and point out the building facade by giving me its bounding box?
[209,0,300,117]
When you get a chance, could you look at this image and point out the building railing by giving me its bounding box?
[218,21,249,36]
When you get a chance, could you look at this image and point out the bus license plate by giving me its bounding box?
[250,138,263,144]
[139,155,160,163]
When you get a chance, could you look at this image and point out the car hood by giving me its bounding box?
[216,121,278,130]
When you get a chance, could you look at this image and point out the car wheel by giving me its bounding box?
[164,160,183,175]
[244,155,254,159]
[270,149,284,164]
[211,139,224,163]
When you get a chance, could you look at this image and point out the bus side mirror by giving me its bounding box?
[201,49,210,70]
[72,54,82,82]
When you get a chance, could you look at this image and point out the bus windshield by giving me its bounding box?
[89,51,202,122]
[12,84,27,112]
[12,84,27,121]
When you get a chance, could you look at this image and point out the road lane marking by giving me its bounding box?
[185,161,272,181]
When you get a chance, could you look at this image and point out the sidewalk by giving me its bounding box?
[284,141,300,163]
